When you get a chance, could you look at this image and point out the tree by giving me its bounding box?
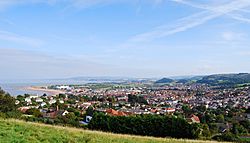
[212,132,239,142]
[231,123,239,135]
[0,92,16,112]
[0,88,21,118]
[24,94,30,98]
[26,108,42,117]
[65,112,79,126]
[246,108,250,114]
[216,114,225,123]
[128,94,147,104]
[182,104,191,115]
[92,95,98,101]
[239,120,250,133]
[231,122,248,135]
[81,95,91,102]
[67,107,76,113]
[208,123,218,135]
[201,124,211,137]
[86,106,94,116]
[88,113,199,139]
[59,93,66,99]
[16,95,24,101]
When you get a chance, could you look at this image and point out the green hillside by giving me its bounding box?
[0,119,226,143]
[197,73,250,86]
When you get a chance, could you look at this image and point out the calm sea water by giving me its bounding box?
[0,79,88,96]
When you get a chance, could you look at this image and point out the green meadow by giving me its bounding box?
[0,119,228,143]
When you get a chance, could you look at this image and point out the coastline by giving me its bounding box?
[23,86,65,95]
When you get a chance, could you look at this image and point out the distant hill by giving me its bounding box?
[176,79,190,84]
[155,78,174,84]
[197,73,250,86]
[156,73,250,86]
[156,75,205,84]
[0,119,220,143]
[189,76,204,81]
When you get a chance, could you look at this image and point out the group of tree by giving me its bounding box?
[0,88,21,118]
[128,94,148,105]
[88,112,200,139]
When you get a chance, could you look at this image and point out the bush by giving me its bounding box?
[212,132,239,142]
[26,108,42,117]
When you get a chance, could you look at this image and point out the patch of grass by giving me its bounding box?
[240,137,250,142]
[0,119,228,143]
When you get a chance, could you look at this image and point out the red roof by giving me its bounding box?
[150,109,157,113]
[190,114,200,123]
[166,108,175,111]
[18,107,29,113]
[106,109,127,116]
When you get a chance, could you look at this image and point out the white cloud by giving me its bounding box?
[221,31,246,41]
[0,30,43,47]
[0,48,112,79]
[0,0,164,10]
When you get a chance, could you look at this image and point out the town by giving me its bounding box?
[14,76,250,141]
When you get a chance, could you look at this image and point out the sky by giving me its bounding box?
[1,0,250,80]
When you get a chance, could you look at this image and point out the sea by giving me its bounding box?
[0,79,89,96]
[0,77,139,96]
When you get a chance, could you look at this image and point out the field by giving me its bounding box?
[0,119,227,143]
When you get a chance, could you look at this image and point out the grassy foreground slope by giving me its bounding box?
[0,119,226,143]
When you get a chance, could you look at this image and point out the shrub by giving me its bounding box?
[212,132,239,142]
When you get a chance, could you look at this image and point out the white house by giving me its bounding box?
[59,100,64,104]
[30,95,39,99]
[56,85,71,90]
[36,98,43,103]
[25,97,31,103]
[49,99,57,105]
[40,102,47,107]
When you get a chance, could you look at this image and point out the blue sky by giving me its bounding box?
[1,0,250,79]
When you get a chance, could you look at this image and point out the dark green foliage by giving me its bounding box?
[201,124,211,137]
[216,114,225,123]
[86,106,94,116]
[231,123,248,135]
[26,108,42,117]
[88,113,199,139]
[208,123,219,135]
[182,104,192,115]
[239,120,250,133]
[91,95,98,101]
[0,88,21,118]
[81,95,91,102]
[246,108,250,114]
[54,113,80,127]
[128,94,147,104]
[59,93,66,99]
[16,95,24,101]
[212,132,240,142]
[0,92,16,112]
[67,107,76,113]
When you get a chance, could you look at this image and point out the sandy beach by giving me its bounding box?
[23,86,65,95]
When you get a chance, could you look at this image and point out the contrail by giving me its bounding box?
[171,0,250,24]
[131,0,250,42]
